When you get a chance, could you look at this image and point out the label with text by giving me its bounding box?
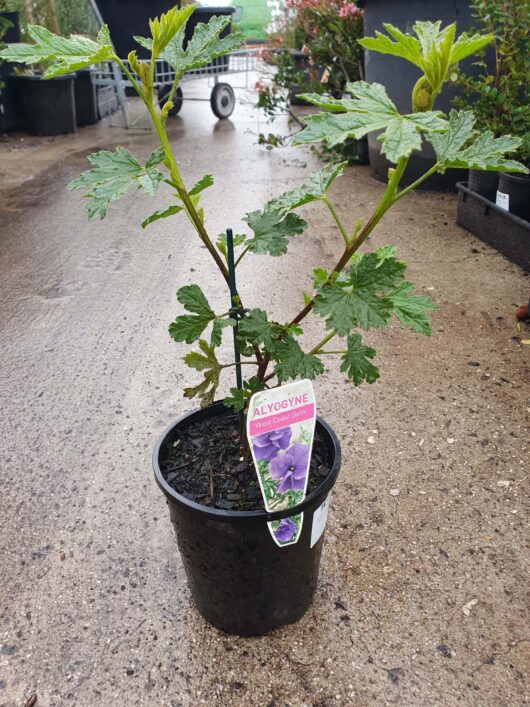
[247,380,316,547]
[496,190,509,211]
[310,494,330,548]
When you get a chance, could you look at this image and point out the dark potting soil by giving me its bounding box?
[160,409,332,511]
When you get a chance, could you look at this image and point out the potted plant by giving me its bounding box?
[0,12,18,132]
[258,0,367,162]
[6,0,77,135]
[2,9,526,636]
[452,0,530,213]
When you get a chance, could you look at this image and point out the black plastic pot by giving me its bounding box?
[288,50,324,106]
[74,70,99,126]
[468,169,499,202]
[497,172,530,223]
[9,73,76,136]
[350,136,369,165]
[0,12,20,132]
[153,401,341,636]
[360,0,492,190]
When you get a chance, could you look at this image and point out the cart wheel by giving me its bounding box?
[158,86,183,116]
[210,83,235,119]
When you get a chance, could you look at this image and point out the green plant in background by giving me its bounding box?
[1,13,527,452]
[451,0,530,164]
[258,0,364,153]
[0,14,14,90]
[291,0,364,93]
[0,0,99,38]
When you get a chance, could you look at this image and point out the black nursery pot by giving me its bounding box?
[468,169,499,202]
[497,172,530,223]
[9,73,76,136]
[74,70,99,126]
[153,401,341,636]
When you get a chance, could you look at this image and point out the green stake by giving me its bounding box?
[226,228,244,432]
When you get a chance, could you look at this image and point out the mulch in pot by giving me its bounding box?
[160,407,332,512]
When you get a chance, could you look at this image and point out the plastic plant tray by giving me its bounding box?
[456,182,530,272]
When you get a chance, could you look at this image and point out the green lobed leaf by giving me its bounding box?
[238,309,282,350]
[340,334,380,386]
[293,112,381,148]
[0,24,114,78]
[189,174,214,197]
[216,232,247,258]
[223,387,246,411]
[414,21,455,90]
[265,162,346,215]
[210,317,234,347]
[294,93,357,113]
[430,110,528,173]
[358,23,423,69]
[149,4,196,58]
[141,204,183,229]
[169,314,212,344]
[450,31,494,65]
[244,210,307,256]
[183,339,221,407]
[314,247,406,334]
[358,22,493,95]
[386,282,437,335]
[224,376,266,411]
[273,338,324,382]
[177,284,214,316]
[294,81,446,161]
[311,267,329,291]
[160,15,243,77]
[67,147,165,220]
[168,285,217,344]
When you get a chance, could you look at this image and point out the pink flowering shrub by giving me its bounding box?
[271,0,364,93]
[338,1,359,19]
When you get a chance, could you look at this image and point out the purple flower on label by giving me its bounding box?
[269,443,309,493]
[274,518,297,543]
[252,427,292,461]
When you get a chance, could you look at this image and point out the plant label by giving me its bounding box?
[311,494,330,548]
[496,190,509,211]
[247,379,316,547]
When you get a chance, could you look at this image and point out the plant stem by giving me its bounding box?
[392,163,439,203]
[114,54,231,286]
[259,157,410,385]
[221,361,259,368]
[113,55,144,101]
[308,330,336,355]
[234,243,252,268]
[288,156,409,328]
[323,197,349,245]
[146,101,231,285]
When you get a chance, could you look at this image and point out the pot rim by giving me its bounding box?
[8,73,75,81]
[499,171,530,183]
[152,400,341,523]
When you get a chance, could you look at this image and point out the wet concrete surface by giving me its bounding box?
[0,91,529,706]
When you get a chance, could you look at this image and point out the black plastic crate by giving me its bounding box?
[456,182,530,272]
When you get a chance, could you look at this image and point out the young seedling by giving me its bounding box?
[2,12,527,450]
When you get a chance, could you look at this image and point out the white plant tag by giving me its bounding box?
[311,494,330,548]
[496,190,509,211]
[247,380,316,547]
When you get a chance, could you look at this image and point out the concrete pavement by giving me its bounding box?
[0,92,529,706]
